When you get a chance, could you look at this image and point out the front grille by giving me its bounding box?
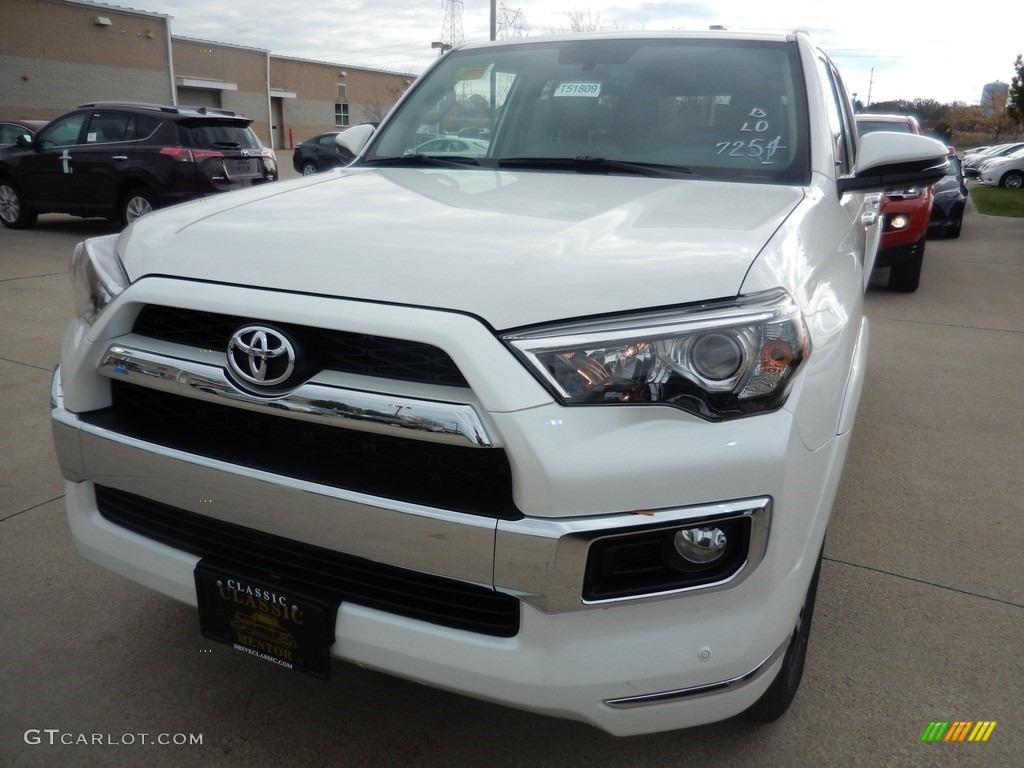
[132,305,470,388]
[81,381,521,520]
[95,485,520,637]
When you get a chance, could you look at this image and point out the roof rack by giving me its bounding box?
[76,102,241,118]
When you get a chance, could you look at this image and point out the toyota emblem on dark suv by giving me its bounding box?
[227,326,296,387]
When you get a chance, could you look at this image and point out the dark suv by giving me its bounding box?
[0,102,277,229]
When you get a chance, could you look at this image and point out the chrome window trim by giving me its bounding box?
[98,345,496,448]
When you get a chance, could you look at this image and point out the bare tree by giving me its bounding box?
[565,7,605,32]
[362,84,409,124]
[554,6,644,34]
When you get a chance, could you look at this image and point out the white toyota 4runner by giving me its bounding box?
[52,31,948,735]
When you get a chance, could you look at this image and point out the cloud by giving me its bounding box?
[121,0,1019,104]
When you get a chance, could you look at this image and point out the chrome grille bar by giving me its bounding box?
[98,345,496,448]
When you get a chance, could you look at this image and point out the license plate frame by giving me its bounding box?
[225,158,258,178]
[195,561,336,679]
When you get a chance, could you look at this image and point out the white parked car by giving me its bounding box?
[963,141,1024,177]
[961,145,990,157]
[978,147,1024,188]
[52,30,948,736]
[414,136,490,156]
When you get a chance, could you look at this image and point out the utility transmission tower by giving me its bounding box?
[496,4,530,40]
[439,0,464,54]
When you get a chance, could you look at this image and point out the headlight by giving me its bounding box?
[884,187,923,200]
[69,234,128,325]
[503,289,808,421]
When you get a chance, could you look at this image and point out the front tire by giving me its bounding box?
[746,547,823,723]
[120,186,157,227]
[0,178,38,229]
[1000,170,1023,189]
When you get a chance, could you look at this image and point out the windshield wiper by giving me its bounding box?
[364,154,483,169]
[495,156,694,178]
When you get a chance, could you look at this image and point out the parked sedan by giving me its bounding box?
[0,118,47,145]
[978,147,1024,188]
[414,137,490,156]
[961,145,990,158]
[963,142,1024,178]
[292,131,344,175]
[929,153,968,237]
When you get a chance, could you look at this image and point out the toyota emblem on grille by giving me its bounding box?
[227,326,296,387]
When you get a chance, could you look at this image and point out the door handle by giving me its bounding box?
[112,155,129,161]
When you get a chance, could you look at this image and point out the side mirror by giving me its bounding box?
[335,123,375,159]
[838,132,949,195]
[15,133,34,148]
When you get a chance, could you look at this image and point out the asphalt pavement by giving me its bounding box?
[1,172,1022,767]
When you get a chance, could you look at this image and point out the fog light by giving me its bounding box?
[667,526,728,571]
[890,214,909,230]
[583,510,760,601]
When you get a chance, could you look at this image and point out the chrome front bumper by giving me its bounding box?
[52,365,770,614]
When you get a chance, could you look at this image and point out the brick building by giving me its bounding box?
[0,0,414,148]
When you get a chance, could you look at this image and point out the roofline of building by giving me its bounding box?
[47,0,171,21]
[269,52,416,80]
[173,34,269,54]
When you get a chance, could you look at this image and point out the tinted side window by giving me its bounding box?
[37,114,87,147]
[85,112,132,143]
[128,115,162,141]
[0,124,23,144]
[856,120,914,135]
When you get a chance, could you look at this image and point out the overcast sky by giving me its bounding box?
[120,0,1018,106]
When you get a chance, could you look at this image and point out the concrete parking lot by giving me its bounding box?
[1,171,1021,767]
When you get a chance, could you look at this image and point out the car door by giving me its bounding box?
[17,112,88,212]
[73,110,137,217]
[316,133,339,168]
[819,56,881,291]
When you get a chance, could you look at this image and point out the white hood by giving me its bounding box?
[118,168,803,329]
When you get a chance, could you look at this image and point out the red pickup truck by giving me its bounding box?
[855,113,933,292]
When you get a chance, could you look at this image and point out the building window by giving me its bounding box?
[335,102,349,127]
[337,83,348,101]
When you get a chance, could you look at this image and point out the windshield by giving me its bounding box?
[365,37,809,184]
[856,119,915,135]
